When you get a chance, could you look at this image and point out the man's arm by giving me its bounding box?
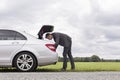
[54,34,60,49]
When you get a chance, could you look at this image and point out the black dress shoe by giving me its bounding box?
[71,68,75,70]
[61,68,66,71]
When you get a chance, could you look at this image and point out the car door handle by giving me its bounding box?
[12,42,19,45]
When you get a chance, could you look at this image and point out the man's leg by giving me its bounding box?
[68,50,75,69]
[62,47,69,70]
[68,40,75,69]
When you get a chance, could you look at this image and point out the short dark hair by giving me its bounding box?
[45,33,51,38]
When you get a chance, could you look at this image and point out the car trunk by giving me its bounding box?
[38,25,54,39]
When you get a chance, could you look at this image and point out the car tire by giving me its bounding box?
[14,52,37,72]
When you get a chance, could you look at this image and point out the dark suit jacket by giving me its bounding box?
[52,32,72,48]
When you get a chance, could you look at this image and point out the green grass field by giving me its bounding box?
[37,62,120,72]
[0,62,120,72]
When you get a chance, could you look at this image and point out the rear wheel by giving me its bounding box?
[14,52,37,72]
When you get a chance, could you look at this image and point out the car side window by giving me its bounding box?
[15,31,27,40]
[0,30,15,40]
[0,30,27,40]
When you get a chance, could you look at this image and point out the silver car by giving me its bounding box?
[0,25,58,72]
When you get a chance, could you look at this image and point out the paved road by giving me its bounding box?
[0,72,120,80]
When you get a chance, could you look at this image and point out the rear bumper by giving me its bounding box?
[37,52,58,66]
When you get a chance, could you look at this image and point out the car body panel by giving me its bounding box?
[0,40,26,66]
[0,28,58,68]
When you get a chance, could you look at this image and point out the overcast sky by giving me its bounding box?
[0,0,120,59]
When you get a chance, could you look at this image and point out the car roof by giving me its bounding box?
[0,27,38,40]
[0,28,26,32]
[0,28,19,30]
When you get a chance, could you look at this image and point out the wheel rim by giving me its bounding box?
[17,54,34,71]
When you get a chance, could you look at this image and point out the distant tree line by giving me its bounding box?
[58,55,120,62]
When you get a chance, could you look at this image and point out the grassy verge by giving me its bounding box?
[0,62,120,72]
[37,62,120,72]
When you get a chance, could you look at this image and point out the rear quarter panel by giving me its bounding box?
[12,40,58,66]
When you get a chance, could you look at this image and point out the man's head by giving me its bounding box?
[45,33,53,40]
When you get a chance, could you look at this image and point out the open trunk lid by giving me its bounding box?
[38,25,54,39]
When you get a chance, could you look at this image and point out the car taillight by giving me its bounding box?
[45,44,56,52]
